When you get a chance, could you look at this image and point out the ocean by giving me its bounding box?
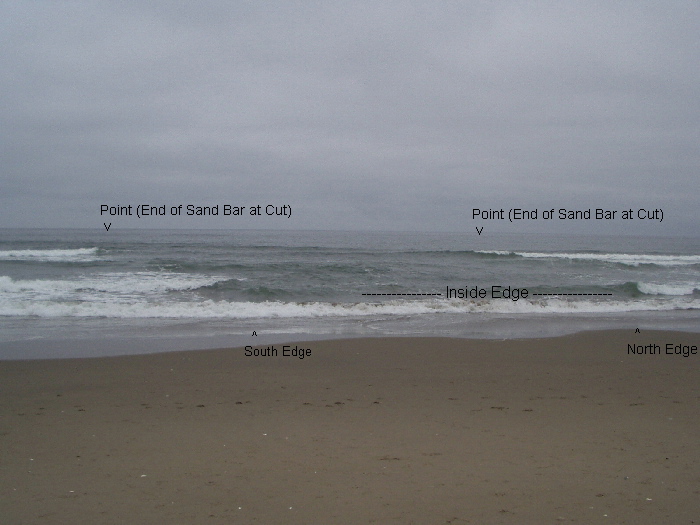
[1,228,698,358]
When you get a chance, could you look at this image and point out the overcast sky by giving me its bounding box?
[1,1,698,234]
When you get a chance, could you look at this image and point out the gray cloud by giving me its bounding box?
[1,1,698,234]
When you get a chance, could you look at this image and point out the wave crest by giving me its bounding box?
[476,250,700,267]
[0,248,100,262]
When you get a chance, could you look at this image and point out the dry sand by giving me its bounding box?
[1,330,698,524]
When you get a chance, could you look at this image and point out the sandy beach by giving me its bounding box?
[1,330,698,524]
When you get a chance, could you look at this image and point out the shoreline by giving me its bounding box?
[1,330,698,523]
[2,315,700,360]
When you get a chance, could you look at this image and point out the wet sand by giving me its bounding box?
[1,330,698,524]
